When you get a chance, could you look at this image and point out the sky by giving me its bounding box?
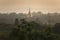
[0,0,60,13]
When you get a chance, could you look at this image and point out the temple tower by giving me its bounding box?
[28,8,32,17]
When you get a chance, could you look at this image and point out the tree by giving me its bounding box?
[53,23,60,34]
[14,18,19,26]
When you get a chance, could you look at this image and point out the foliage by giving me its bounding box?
[9,19,60,40]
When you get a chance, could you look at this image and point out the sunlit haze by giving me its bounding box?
[0,0,60,13]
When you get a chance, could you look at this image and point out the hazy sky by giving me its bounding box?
[0,0,60,13]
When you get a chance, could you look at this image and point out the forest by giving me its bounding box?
[0,18,60,40]
[0,12,60,40]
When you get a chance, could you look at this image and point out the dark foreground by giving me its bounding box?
[0,19,60,40]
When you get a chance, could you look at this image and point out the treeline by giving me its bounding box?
[0,19,60,40]
[6,19,60,40]
[0,12,60,24]
[0,12,60,40]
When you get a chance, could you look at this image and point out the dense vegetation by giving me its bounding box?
[0,19,60,40]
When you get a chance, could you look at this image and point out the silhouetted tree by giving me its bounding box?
[53,23,60,34]
[14,18,19,26]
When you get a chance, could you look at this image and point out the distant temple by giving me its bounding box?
[28,8,32,17]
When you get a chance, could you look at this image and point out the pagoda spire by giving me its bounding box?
[28,8,32,17]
